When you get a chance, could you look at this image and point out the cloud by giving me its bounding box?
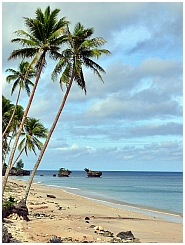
[32,140,182,171]
[2,2,182,171]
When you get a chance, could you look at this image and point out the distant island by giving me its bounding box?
[58,168,71,177]
[84,168,102,177]
[2,162,30,176]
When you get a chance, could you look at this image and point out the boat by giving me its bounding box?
[84,168,102,177]
[58,168,71,177]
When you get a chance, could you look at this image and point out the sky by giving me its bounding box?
[2,2,183,171]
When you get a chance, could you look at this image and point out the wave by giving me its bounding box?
[45,184,81,191]
[65,187,81,190]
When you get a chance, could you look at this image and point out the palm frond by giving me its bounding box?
[6,74,18,83]
[8,47,39,60]
[74,68,86,94]
[52,58,70,82]
[5,68,17,74]
[11,78,20,95]
[83,57,106,81]
[18,138,25,151]
[59,64,72,89]
[13,29,38,43]
[24,80,34,96]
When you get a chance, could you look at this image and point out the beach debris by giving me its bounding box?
[11,199,30,221]
[117,231,135,241]
[94,225,104,231]
[2,224,11,243]
[7,213,23,220]
[85,217,90,223]
[30,211,55,219]
[47,194,56,198]
[102,230,114,237]
[48,235,62,243]
[89,225,96,228]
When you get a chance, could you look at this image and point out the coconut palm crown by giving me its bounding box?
[8,6,70,71]
[52,22,111,92]
[6,61,35,96]
[18,117,48,156]
[2,61,36,139]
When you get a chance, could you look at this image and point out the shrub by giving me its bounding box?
[2,196,16,218]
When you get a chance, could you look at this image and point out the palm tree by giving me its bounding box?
[22,22,111,204]
[2,6,69,195]
[2,104,24,167]
[15,159,24,170]
[2,117,48,194]
[2,96,14,139]
[13,117,48,165]
[2,61,36,138]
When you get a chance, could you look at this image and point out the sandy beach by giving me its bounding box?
[3,178,183,243]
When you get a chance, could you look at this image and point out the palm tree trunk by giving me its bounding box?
[2,132,8,148]
[2,131,15,168]
[12,146,26,168]
[22,71,75,203]
[2,87,21,139]
[2,56,45,196]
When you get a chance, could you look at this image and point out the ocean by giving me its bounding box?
[10,170,183,224]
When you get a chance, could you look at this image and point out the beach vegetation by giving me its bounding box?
[2,196,16,219]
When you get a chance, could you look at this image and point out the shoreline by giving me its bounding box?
[42,182,183,224]
[3,178,183,243]
[13,176,183,223]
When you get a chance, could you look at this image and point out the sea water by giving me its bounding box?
[10,171,183,223]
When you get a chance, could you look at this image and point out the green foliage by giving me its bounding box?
[16,159,24,169]
[2,196,16,210]
[59,167,68,171]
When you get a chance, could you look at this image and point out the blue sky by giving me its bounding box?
[2,2,183,171]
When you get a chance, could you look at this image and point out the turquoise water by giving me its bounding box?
[10,171,183,223]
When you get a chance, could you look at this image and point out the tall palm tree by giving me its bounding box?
[13,117,48,166]
[2,6,69,195]
[3,61,36,138]
[22,22,111,204]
